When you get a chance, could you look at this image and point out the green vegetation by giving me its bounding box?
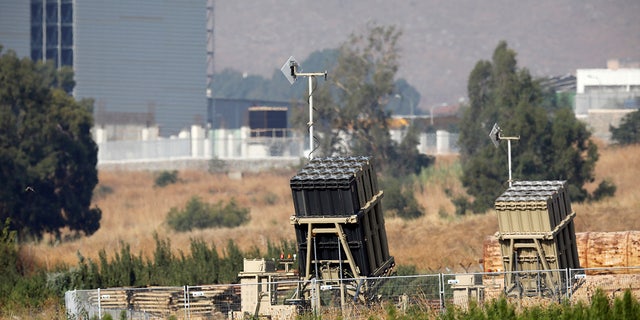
[296,289,640,320]
[610,109,640,145]
[382,177,424,219]
[437,289,639,320]
[308,24,428,176]
[166,196,250,231]
[4,216,640,318]
[299,24,433,220]
[0,233,296,316]
[0,220,57,312]
[0,47,101,240]
[457,41,612,213]
[153,170,179,187]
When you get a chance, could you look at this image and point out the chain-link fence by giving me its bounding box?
[65,266,640,319]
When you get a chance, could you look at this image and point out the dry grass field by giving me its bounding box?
[24,144,640,273]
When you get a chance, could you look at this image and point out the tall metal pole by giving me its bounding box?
[507,139,513,187]
[294,71,326,159]
[500,136,519,187]
[281,57,326,159]
[308,76,314,158]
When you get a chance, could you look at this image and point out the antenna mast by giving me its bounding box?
[281,56,327,159]
[489,123,520,187]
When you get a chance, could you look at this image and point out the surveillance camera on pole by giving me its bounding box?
[281,56,327,159]
[489,123,520,187]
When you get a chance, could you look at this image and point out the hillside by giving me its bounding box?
[25,144,640,272]
[215,0,640,109]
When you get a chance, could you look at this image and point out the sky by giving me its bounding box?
[215,0,640,111]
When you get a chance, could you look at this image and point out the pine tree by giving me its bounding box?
[458,41,604,212]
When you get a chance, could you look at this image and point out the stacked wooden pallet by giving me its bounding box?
[177,285,232,315]
[85,285,244,316]
[130,287,182,315]
[88,288,129,310]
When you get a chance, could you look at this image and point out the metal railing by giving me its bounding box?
[65,266,640,319]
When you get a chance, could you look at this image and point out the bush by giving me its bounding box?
[154,170,179,188]
[93,184,114,199]
[382,177,424,220]
[208,158,228,174]
[610,109,640,145]
[166,196,250,232]
[590,179,617,202]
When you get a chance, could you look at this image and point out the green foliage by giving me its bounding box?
[208,157,228,174]
[0,220,57,312]
[382,177,424,220]
[436,291,637,319]
[53,236,294,292]
[458,41,607,213]
[610,109,640,145]
[93,184,114,200]
[154,170,179,188]
[612,289,640,320]
[590,179,617,202]
[448,192,471,216]
[301,24,431,177]
[0,47,101,240]
[0,219,21,308]
[166,196,250,232]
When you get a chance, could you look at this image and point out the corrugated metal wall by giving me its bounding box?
[0,2,30,57]
[74,0,207,136]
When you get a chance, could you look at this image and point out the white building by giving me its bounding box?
[574,61,640,142]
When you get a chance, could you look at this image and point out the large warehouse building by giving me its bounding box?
[0,0,207,136]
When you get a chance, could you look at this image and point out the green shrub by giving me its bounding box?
[166,196,250,232]
[93,184,114,199]
[590,178,617,202]
[382,177,424,220]
[610,109,640,145]
[208,158,228,174]
[154,170,179,188]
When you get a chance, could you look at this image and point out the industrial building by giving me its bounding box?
[0,0,208,137]
[575,60,640,142]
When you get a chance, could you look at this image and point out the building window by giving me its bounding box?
[46,2,58,24]
[61,48,73,66]
[31,2,43,23]
[31,48,43,63]
[46,25,58,46]
[61,2,72,23]
[46,48,58,64]
[61,26,72,46]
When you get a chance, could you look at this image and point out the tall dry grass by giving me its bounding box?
[25,144,640,273]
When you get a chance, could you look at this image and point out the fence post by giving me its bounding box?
[97,288,101,319]
[184,285,189,320]
[566,268,571,300]
[311,278,319,317]
[439,273,445,313]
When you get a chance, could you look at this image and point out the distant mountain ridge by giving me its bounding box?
[214,0,640,111]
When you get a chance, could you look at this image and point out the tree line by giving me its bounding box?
[0,222,296,311]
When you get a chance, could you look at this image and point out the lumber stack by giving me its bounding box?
[87,285,238,316]
[484,231,640,274]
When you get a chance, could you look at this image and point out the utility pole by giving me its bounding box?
[281,56,327,159]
